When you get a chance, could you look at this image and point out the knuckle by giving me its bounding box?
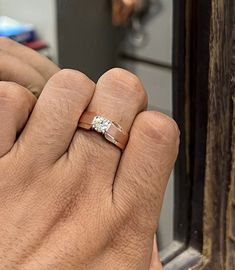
[99,68,147,104]
[101,68,138,83]
[0,37,14,48]
[137,111,180,145]
[48,69,95,97]
[0,82,36,109]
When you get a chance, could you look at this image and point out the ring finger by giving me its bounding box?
[69,68,147,189]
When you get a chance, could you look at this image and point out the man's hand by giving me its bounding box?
[0,37,59,157]
[0,40,179,270]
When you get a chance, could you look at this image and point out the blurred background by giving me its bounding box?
[0,0,174,252]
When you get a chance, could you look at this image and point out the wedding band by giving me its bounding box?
[78,112,129,150]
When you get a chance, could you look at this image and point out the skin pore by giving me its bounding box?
[0,38,179,270]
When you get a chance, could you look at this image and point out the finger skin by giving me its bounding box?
[0,66,177,269]
[113,111,180,234]
[18,69,95,165]
[0,82,36,157]
[69,68,147,191]
[0,37,60,81]
[109,111,179,270]
[0,50,46,96]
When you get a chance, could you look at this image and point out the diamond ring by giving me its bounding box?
[78,112,129,150]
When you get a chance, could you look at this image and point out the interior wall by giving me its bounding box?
[0,0,58,62]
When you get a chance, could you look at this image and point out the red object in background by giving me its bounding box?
[24,40,48,51]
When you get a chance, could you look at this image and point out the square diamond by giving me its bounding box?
[92,116,111,134]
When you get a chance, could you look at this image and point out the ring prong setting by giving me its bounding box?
[79,112,128,151]
[92,116,112,134]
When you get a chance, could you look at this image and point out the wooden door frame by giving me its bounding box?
[165,0,235,270]
[164,0,235,268]
[196,0,235,268]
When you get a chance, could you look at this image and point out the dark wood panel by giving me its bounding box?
[226,95,235,269]
[173,0,211,252]
[188,0,211,251]
[226,19,235,270]
[194,0,235,269]
[166,0,234,268]
[172,0,190,247]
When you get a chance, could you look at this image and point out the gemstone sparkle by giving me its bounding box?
[92,116,111,134]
